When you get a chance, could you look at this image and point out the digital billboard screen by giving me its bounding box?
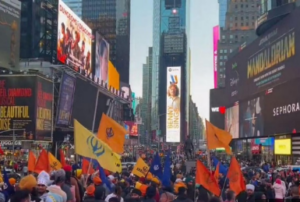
[225,8,300,104]
[225,103,239,139]
[0,0,21,69]
[264,79,300,136]
[56,73,76,127]
[57,0,93,78]
[95,32,109,84]
[0,76,36,140]
[35,77,53,141]
[209,88,227,129]
[275,139,291,155]
[166,66,181,143]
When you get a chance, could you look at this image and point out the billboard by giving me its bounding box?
[0,0,21,69]
[35,77,53,141]
[274,139,291,155]
[264,79,300,136]
[95,32,109,84]
[166,66,181,142]
[56,73,76,127]
[209,88,227,129]
[213,26,219,88]
[120,82,132,100]
[225,8,300,104]
[225,103,239,139]
[57,0,93,78]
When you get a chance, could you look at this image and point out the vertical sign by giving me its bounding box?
[36,77,53,141]
[166,66,181,143]
[56,73,76,126]
[213,26,219,88]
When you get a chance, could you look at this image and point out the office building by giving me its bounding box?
[140,47,153,144]
[151,0,190,142]
[189,96,204,142]
[82,0,130,83]
[63,0,82,18]
[217,0,261,87]
[218,0,229,28]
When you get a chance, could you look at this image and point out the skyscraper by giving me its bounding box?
[217,0,261,87]
[151,0,190,142]
[218,0,229,28]
[63,0,82,18]
[82,0,130,83]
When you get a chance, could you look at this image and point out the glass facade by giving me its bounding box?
[63,0,82,18]
[218,0,228,28]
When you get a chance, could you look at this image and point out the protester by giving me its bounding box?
[105,186,124,202]
[48,169,68,202]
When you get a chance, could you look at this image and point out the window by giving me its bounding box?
[222,35,226,39]
[220,49,223,53]
[230,23,233,27]
[220,62,223,65]
[224,49,227,53]
[220,56,223,60]
[235,35,238,38]
[235,17,238,20]
[230,35,233,39]
[241,4,243,8]
[241,22,244,26]
[246,22,249,26]
[230,49,233,53]
[224,55,228,59]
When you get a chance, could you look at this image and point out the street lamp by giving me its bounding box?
[0,128,25,157]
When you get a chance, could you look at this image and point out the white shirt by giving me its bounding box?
[105,193,124,202]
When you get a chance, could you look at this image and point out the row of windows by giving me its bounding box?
[229,22,255,27]
[230,15,259,20]
[219,49,233,54]
[234,3,260,9]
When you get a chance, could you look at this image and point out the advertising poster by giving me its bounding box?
[209,88,227,129]
[120,82,132,99]
[0,76,36,140]
[57,0,93,78]
[36,77,53,141]
[225,104,239,139]
[95,32,109,84]
[56,73,76,127]
[213,26,219,88]
[239,96,264,138]
[274,139,291,155]
[264,79,300,136]
[166,66,181,143]
[225,8,300,103]
[0,0,21,69]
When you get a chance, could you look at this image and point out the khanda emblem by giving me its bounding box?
[50,161,59,170]
[87,136,105,157]
[106,127,114,139]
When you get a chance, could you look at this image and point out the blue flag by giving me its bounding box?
[162,152,171,187]
[212,157,228,175]
[150,153,163,180]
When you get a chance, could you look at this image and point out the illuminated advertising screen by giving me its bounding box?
[35,77,53,141]
[275,139,291,155]
[95,32,109,84]
[225,8,300,104]
[225,104,239,139]
[56,73,76,127]
[209,88,227,129]
[264,79,300,135]
[239,96,264,138]
[213,26,219,88]
[166,66,181,143]
[57,0,93,78]
[0,0,21,69]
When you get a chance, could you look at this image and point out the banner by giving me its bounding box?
[57,0,93,78]
[213,26,219,88]
[225,104,239,139]
[36,77,53,141]
[94,32,109,84]
[166,66,181,142]
[56,73,76,126]
[0,76,36,140]
[274,139,291,155]
[0,0,21,69]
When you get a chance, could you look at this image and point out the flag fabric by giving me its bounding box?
[48,152,62,171]
[74,119,121,173]
[227,156,246,196]
[99,164,112,191]
[35,149,49,173]
[162,152,171,187]
[150,153,163,180]
[212,157,228,175]
[214,163,220,182]
[59,149,66,167]
[206,120,232,155]
[82,158,95,175]
[0,145,4,155]
[132,158,150,178]
[196,160,220,196]
[97,113,127,153]
[28,151,36,172]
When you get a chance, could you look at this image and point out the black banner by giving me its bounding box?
[225,8,300,104]
[56,73,76,127]
[36,77,53,141]
[72,77,98,130]
[0,76,36,140]
[264,79,300,136]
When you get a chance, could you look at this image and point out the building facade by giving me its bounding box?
[82,0,130,83]
[218,0,229,28]
[63,0,82,18]
[189,96,204,143]
[151,0,190,143]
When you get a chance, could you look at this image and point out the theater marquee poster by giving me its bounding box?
[0,76,53,141]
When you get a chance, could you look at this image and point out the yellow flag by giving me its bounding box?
[74,119,121,173]
[97,113,127,153]
[48,152,62,171]
[132,158,150,178]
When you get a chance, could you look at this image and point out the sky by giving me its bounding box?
[129,0,219,121]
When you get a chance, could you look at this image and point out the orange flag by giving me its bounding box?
[27,151,36,172]
[214,162,220,182]
[196,160,220,196]
[206,120,232,155]
[59,149,66,167]
[35,149,49,173]
[227,156,245,196]
[82,158,95,175]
